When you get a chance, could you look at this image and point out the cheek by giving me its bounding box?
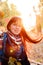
[11,26,15,33]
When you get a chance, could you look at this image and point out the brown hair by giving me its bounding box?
[7,17,22,33]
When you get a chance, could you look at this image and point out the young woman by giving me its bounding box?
[2,17,30,65]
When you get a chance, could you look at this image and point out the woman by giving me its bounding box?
[2,17,30,65]
[6,16,43,64]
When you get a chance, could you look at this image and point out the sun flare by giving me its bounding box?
[7,0,40,31]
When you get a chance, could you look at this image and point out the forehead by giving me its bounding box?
[11,18,22,26]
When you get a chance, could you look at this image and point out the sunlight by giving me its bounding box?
[8,0,40,31]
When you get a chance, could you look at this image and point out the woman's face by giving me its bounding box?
[10,20,22,35]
